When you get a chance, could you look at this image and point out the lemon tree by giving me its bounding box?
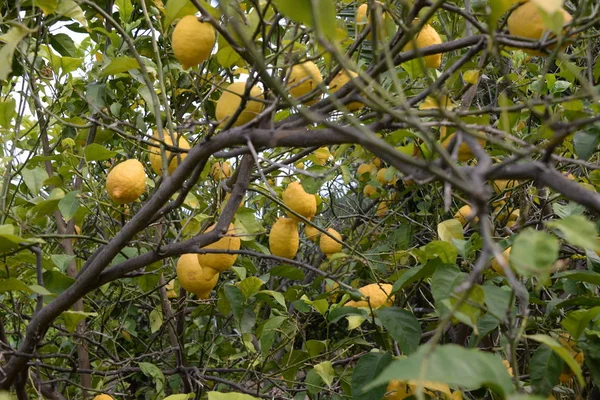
[1,1,600,399]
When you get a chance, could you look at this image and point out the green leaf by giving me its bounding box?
[84,143,117,162]
[34,0,58,14]
[42,270,75,294]
[482,284,513,321]
[259,315,286,357]
[149,308,163,334]
[449,284,485,328]
[546,215,600,251]
[58,191,80,221]
[418,241,458,265]
[29,284,52,295]
[351,352,393,400]
[562,307,600,340]
[216,45,242,68]
[224,284,245,323]
[270,265,305,280]
[56,0,87,26]
[314,360,335,387]
[238,276,264,299]
[256,290,286,308]
[22,167,48,195]
[139,362,165,396]
[328,306,368,324]
[100,56,140,76]
[115,0,134,22]
[573,130,598,160]
[554,270,600,286]
[0,98,16,127]
[431,265,466,317]
[272,0,336,40]
[207,392,260,400]
[0,26,30,80]
[49,33,77,57]
[0,278,33,293]
[525,334,584,386]
[376,307,421,355]
[365,344,514,397]
[62,310,97,333]
[530,345,562,396]
[391,259,440,294]
[163,395,194,400]
[511,228,559,277]
[437,219,464,244]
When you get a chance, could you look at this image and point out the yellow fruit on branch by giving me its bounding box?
[491,179,518,194]
[106,159,147,204]
[269,217,300,259]
[345,283,394,308]
[385,379,452,400]
[197,223,241,272]
[491,247,512,276]
[357,163,377,181]
[376,200,390,217]
[215,81,264,127]
[319,227,342,257]
[507,2,573,56]
[165,279,177,299]
[376,168,397,185]
[314,147,331,165]
[93,395,115,400]
[363,184,377,197]
[356,2,389,41]
[403,21,443,69]
[286,61,323,105]
[148,131,190,175]
[304,225,320,242]
[176,253,219,299]
[172,15,216,69]
[210,161,232,180]
[328,69,364,111]
[454,205,478,225]
[440,127,486,162]
[282,181,317,221]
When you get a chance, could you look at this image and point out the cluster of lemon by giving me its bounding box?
[356,157,398,217]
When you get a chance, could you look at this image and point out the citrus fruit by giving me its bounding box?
[93,395,115,400]
[319,228,342,257]
[356,2,389,40]
[363,184,376,197]
[176,253,219,298]
[210,161,231,180]
[286,61,323,105]
[376,201,389,217]
[215,81,264,127]
[491,247,512,275]
[282,181,317,221]
[106,159,147,204]
[269,217,300,259]
[148,131,190,175]
[403,21,443,68]
[345,283,394,308]
[376,168,396,185]
[491,179,518,194]
[314,147,331,165]
[454,205,478,225]
[357,163,377,181]
[197,223,240,272]
[328,69,364,111]
[507,2,572,56]
[165,279,177,299]
[440,127,486,162]
[304,225,320,242]
[172,15,216,69]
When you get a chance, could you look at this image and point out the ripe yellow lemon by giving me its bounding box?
[357,163,377,181]
[345,283,394,308]
[363,184,377,197]
[172,15,216,69]
[491,247,512,275]
[269,217,299,259]
[197,223,241,272]
[210,161,231,180]
[454,205,478,225]
[304,225,320,242]
[148,131,190,175]
[282,181,317,221]
[176,253,219,298]
[215,81,264,127]
[376,201,389,217]
[319,228,342,256]
[93,395,115,400]
[385,380,412,400]
[286,61,323,105]
[372,157,381,168]
[376,168,397,185]
[507,2,572,56]
[106,159,147,204]
[440,127,486,162]
[165,279,177,299]
[328,69,364,111]
[314,147,331,165]
[491,179,518,194]
[403,21,443,68]
[356,2,389,40]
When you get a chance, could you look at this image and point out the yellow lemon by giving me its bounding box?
[215,81,264,127]
[287,61,323,105]
[345,283,394,308]
[305,225,320,242]
[296,162,305,170]
[356,2,389,41]
[269,217,299,259]
[172,15,216,69]
[463,69,480,85]
[363,184,377,197]
[454,205,478,225]
[106,159,147,204]
[403,21,443,68]
[93,395,115,400]
[165,279,177,299]
[491,179,518,194]
[282,181,317,221]
[507,2,573,56]
[148,131,190,175]
[376,200,389,217]
[385,380,412,400]
[314,147,331,165]
[176,253,219,298]
[197,223,241,272]
[328,69,364,111]
[319,228,342,256]
[210,161,231,180]
[491,247,512,275]
[377,168,397,185]
[440,127,486,162]
[357,163,377,181]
